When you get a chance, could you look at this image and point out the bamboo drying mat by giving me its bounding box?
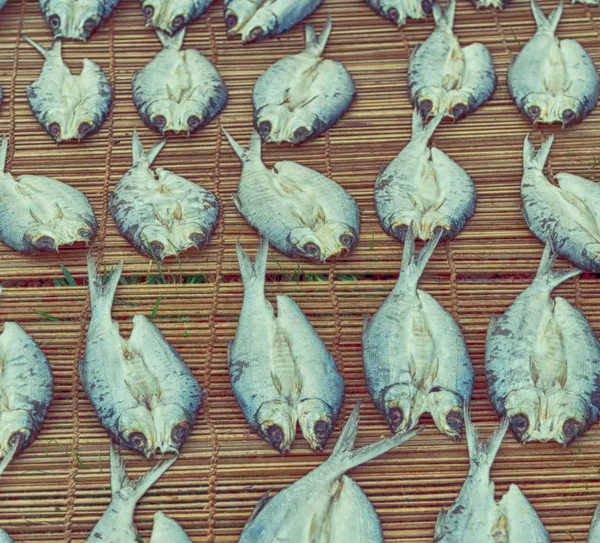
[0,0,600,541]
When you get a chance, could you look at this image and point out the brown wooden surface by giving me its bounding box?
[0,0,599,541]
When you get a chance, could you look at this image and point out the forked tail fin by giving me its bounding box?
[132,128,167,167]
[305,15,333,57]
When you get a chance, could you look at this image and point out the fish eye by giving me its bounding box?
[172,15,185,30]
[152,114,167,131]
[149,240,165,259]
[170,423,190,445]
[83,17,97,34]
[78,122,92,137]
[418,98,433,116]
[226,13,238,30]
[302,242,320,259]
[293,127,310,142]
[313,420,330,440]
[421,0,432,14]
[49,14,60,29]
[128,432,148,451]
[265,425,284,448]
[562,109,577,124]
[78,227,93,239]
[143,5,154,19]
[339,233,355,248]
[33,235,56,252]
[387,406,403,430]
[258,120,272,138]
[452,103,468,120]
[388,8,400,22]
[48,122,61,138]
[250,26,264,40]
[562,418,583,442]
[187,115,202,130]
[446,411,464,435]
[510,413,529,441]
[527,105,540,119]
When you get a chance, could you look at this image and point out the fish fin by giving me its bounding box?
[534,241,581,289]
[130,455,178,503]
[0,438,19,477]
[433,0,455,28]
[331,402,362,456]
[131,128,166,167]
[486,314,499,341]
[305,15,332,57]
[222,128,261,163]
[411,109,443,145]
[22,34,50,58]
[464,405,508,467]
[523,135,553,171]
[531,0,562,33]
[0,134,7,173]
[529,356,540,386]
[156,27,185,49]
[109,443,128,494]
[232,193,242,213]
[87,252,123,308]
[400,225,443,280]
[236,238,268,295]
[246,490,273,525]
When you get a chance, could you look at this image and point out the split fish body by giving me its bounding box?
[229,239,344,453]
[150,512,192,543]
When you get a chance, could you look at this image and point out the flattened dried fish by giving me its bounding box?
[141,0,214,35]
[24,35,112,142]
[0,530,11,543]
[364,0,432,27]
[82,254,202,458]
[522,135,600,272]
[239,403,419,542]
[253,17,356,145]
[39,0,120,41]
[0,135,97,254]
[375,111,476,242]
[230,239,344,453]
[86,444,177,543]
[224,0,322,44]
[0,287,53,477]
[224,129,360,262]
[150,512,191,543]
[109,130,219,260]
[132,29,227,135]
[508,0,600,125]
[434,411,550,542]
[486,243,600,445]
[363,228,473,439]
[408,0,496,121]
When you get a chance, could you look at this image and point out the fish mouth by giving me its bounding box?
[261,424,290,454]
[310,420,332,451]
[386,406,406,433]
[445,410,464,439]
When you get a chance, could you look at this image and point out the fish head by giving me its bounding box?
[289,224,359,262]
[141,0,192,35]
[256,401,296,453]
[543,391,590,445]
[297,399,334,451]
[140,98,177,134]
[254,105,290,144]
[446,92,474,122]
[503,388,544,443]
[239,9,278,44]
[176,103,211,135]
[428,390,465,439]
[151,403,192,454]
[520,93,552,125]
[118,406,157,459]
[0,410,33,458]
[224,0,259,37]
[24,213,96,253]
[41,1,105,40]
[382,383,419,433]
[37,99,107,143]
[374,1,409,26]
[413,87,446,119]
[283,111,325,145]
[552,95,585,127]
[139,223,178,261]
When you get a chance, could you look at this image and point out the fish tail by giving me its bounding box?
[433,0,456,28]
[522,134,553,170]
[155,27,185,49]
[0,439,18,477]
[330,403,421,472]
[132,128,166,167]
[534,241,581,289]
[305,15,332,57]
[411,109,443,145]
[87,252,123,310]
[222,127,261,163]
[465,406,508,468]
[22,34,51,58]
[236,238,268,296]
[400,225,443,279]
[0,134,7,173]
[531,0,562,32]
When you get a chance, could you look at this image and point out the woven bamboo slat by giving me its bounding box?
[0,0,600,541]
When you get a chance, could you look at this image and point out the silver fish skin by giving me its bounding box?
[141,0,214,35]
[86,444,177,543]
[253,17,356,145]
[239,403,419,543]
[434,411,550,543]
[0,135,97,254]
[224,129,360,262]
[363,228,474,439]
[408,0,496,121]
[485,243,600,445]
[230,239,344,453]
[150,512,192,543]
[24,36,112,142]
[375,110,476,242]
[0,530,11,543]
[224,0,323,44]
[522,136,600,273]
[508,0,600,125]
[82,254,202,458]
[39,0,120,41]
[589,501,600,542]
[364,0,432,27]
[109,130,219,260]
[0,287,53,477]
[132,29,227,135]
[0,1,7,12]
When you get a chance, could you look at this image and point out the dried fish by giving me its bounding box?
[224,129,360,262]
[229,239,344,453]
[109,130,219,260]
[132,29,227,135]
[364,0,432,27]
[408,0,496,121]
[486,243,600,445]
[0,530,11,543]
[508,0,600,125]
[82,254,203,458]
[253,17,355,145]
[24,35,112,142]
[39,0,120,41]
[150,512,191,543]
[141,0,214,35]
[0,135,97,254]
